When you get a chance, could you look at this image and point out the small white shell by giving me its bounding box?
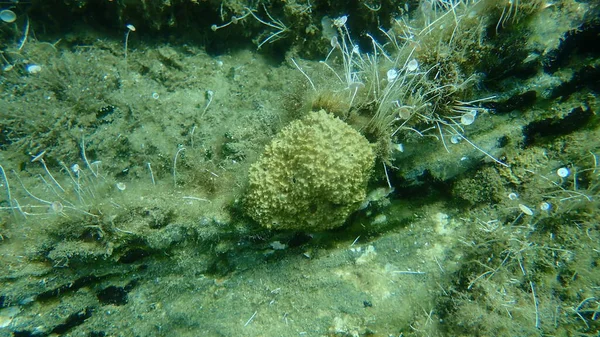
[371,214,387,225]
[330,36,339,48]
[333,15,347,27]
[460,113,475,126]
[386,69,398,82]
[519,203,534,216]
[26,64,42,74]
[0,9,17,23]
[539,202,551,211]
[556,167,570,178]
[406,59,419,72]
[50,201,64,213]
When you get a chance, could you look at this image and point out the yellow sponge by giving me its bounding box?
[245,110,375,231]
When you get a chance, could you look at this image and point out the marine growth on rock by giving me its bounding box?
[245,109,375,231]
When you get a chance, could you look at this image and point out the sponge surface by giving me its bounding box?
[245,110,375,230]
